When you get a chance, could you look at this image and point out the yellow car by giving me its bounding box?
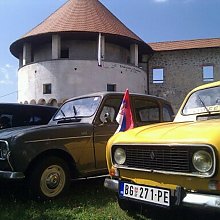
[105,81,220,211]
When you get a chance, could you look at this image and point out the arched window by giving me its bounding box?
[38,99,46,105]
[48,99,58,107]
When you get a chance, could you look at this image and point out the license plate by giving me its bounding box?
[119,182,170,207]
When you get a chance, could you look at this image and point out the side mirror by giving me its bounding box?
[104,113,111,123]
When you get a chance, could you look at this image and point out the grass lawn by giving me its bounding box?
[0,178,219,220]
[0,178,149,220]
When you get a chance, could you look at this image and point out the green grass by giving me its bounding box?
[0,179,219,220]
[0,179,149,220]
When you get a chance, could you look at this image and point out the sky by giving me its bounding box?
[0,0,220,103]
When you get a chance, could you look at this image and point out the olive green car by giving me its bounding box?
[105,81,220,212]
[0,92,173,199]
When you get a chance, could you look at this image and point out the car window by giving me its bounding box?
[29,115,44,125]
[183,86,220,115]
[0,105,57,129]
[54,96,101,120]
[99,98,121,123]
[100,106,115,123]
[163,104,174,122]
[0,114,12,129]
[134,99,160,123]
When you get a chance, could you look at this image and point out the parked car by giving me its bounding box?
[0,92,173,199]
[0,103,58,129]
[105,81,220,212]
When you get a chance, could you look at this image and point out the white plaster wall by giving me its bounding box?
[18,60,147,104]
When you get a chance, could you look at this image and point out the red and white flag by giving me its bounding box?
[115,89,134,133]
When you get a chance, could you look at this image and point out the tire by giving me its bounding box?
[27,156,70,200]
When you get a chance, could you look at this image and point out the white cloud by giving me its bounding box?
[153,0,194,3]
[182,0,194,3]
[153,0,169,2]
[0,64,16,85]
[5,64,12,68]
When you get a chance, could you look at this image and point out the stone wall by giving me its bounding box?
[149,47,220,113]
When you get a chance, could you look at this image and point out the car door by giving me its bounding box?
[93,96,122,171]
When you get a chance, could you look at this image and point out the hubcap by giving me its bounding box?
[40,165,66,198]
[46,172,61,189]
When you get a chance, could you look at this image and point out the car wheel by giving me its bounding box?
[28,156,70,200]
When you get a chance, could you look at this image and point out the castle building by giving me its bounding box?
[10,0,152,106]
[10,0,220,112]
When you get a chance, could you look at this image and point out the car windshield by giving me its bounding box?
[182,86,220,115]
[54,96,101,120]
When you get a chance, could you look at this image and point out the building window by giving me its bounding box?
[43,84,52,94]
[107,84,116,92]
[60,48,69,58]
[203,66,214,82]
[153,68,164,83]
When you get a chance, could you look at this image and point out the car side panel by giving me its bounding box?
[10,123,96,175]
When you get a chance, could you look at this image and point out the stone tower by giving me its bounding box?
[10,0,152,105]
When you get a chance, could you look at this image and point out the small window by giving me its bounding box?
[203,66,214,82]
[43,84,52,94]
[107,84,116,92]
[153,68,164,83]
[60,48,69,58]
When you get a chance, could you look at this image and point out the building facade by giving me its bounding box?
[10,0,220,112]
[148,39,220,112]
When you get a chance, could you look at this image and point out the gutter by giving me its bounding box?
[146,52,154,95]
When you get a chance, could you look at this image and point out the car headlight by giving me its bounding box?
[114,148,126,165]
[0,141,9,160]
[192,150,212,173]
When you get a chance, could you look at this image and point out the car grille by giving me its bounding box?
[112,144,215,177]
[125,145,190,173]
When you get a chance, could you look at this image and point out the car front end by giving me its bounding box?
[0,134,25,179]
[105,120,220,210]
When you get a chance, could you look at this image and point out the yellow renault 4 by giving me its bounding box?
[105,81,220,212]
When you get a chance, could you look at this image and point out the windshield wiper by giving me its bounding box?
[73,105,77,116]
[197,95,211,114]
[60,109,66,118]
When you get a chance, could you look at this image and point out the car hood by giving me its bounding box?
[111,119,220,145]
[0,126,40,138]
[0,122,91,141]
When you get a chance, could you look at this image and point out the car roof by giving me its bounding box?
[66,91,171,104]
[0,103,58,109]
[190,81,220,93]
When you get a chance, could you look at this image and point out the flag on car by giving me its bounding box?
[115,89,134,133]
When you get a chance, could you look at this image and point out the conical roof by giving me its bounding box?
[23,0,142,41]
[11,0,151,57]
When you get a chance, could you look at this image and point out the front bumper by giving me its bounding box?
[0,171,25,179]
[104,178,220,210]
[182,193,220,209]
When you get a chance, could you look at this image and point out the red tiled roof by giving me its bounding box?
[148,38,220,51]
[22,0,142,42]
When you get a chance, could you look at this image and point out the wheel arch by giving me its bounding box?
[25,149,78,179]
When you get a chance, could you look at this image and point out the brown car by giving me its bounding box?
[0,92,173,199]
